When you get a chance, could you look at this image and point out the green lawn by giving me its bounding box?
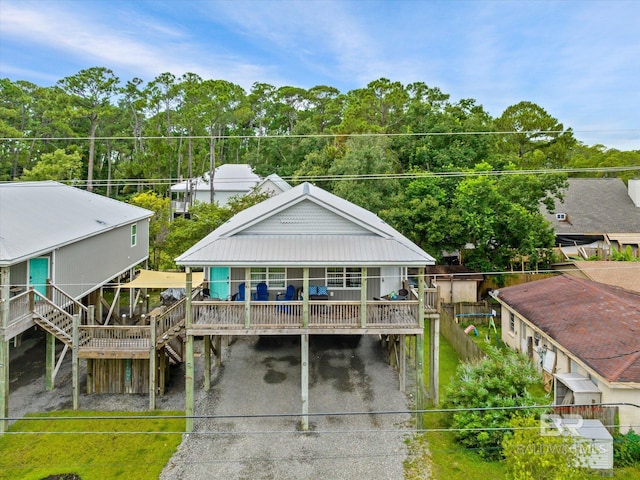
[0,410,185,480]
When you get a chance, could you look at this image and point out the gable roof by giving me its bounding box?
[496,275,640,383]
[0,181,152,266]
[256,174,292,194]
[176,182,436,267]
[170,164,260,193]
[542,178,640,234]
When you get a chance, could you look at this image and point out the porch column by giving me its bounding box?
[185,268,194,432]
[302,268,309,328]
[301,333,309,431]
[360,267,367,328]
[149,316,156,410]
[399,334,406,392]
[0,267,10,433]
[45,333,55,390]
[244,268,251,328]
[72,314,79,410]
[204,335,211,391]
[415,267,426,428]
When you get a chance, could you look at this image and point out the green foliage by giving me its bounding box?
[614,429,640,467]
[129,191,171,269]
[610,245,640,261]
[0,410,184,480]
[444,348,544,460]
[20,149,83,181]
[502,415,589,479]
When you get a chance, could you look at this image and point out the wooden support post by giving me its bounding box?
[415,333,425,430]
[204,335,211,392]
[45,333,55,391]
[0,267,8,433]
[244,268,251,329]
[214,335,222,367]
[360,267,367,328]
[149,315,156,410]
[302,268,309,328]
[399,334,406,393]
[72,314,79,410]
[86,306,94,394]
[185,268,194,433]
[429,315,440,407]
[301,334,309,431]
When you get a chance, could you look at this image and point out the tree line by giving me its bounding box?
[1,67,638,273]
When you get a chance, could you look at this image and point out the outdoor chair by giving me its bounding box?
[235,282,246,301]
[253,282,269,301]
[276,284,296,313]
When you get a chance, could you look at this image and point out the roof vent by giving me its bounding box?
[556,213,567,222]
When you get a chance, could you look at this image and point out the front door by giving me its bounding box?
[29,257,49,298]
[209,267,230,300]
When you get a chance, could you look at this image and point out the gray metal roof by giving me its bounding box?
[0,181,153,266]
[542,178,640,234]
[170,164,260,193]
[176,182,435,267]
[257,174,292,194]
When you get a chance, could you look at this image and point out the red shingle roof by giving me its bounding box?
[497,275,640,383]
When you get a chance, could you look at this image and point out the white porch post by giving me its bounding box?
[301,333,309,431]
[360,267,367,328]
[0,267,10,433]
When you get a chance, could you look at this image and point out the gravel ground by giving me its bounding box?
[8,330,429,479]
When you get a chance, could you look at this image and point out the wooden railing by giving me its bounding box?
[79,325,151,350]
[192,299,422,330]
[47,282,90,322]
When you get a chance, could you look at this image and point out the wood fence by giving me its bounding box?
[440,302,499,363]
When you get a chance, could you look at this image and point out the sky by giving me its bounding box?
[1,0,639,150]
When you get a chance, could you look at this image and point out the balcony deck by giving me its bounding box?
[189,299,427,336]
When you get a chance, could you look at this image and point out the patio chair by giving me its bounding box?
[235,282,246,301]
[253,282,269,301]
[276,285,296,313]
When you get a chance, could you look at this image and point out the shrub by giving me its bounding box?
[444,347,544,459]
[614,429,640,467]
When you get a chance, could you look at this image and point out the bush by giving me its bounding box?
[614,429,640,467]
[444,347,544,459]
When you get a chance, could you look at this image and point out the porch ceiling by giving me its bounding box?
[176,235,435,267]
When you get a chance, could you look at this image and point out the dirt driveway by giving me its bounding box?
[161,335,422,480]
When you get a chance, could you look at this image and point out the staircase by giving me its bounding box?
[32,287,91,347]
[156,319,186,364]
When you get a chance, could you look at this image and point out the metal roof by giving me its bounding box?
[170,164,260,193]
[176,182,435,267]
[0,181,153,266]
[257,174,292,194]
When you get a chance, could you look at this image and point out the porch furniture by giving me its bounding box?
[276,285,296,301]
[253,282,269,301]
[235,282,246,301]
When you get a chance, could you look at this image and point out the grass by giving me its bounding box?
[0,410,185,480]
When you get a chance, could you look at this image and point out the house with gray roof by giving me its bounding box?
[542,178,640,259]
[0,181,153,430]
[175,181,439,431]
[255,173,292,196]
[492,274,640,433]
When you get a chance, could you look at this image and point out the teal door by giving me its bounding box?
[29,257,49,298]
[209,267,230,300]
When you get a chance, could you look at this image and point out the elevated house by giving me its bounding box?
[170,163,261,216]
[255,173,292,196]
[542,178,640,259]
[492,275,640,432]
[0,181,153,431]
[175,182,440,431]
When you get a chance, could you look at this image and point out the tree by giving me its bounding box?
[57,67,120,191]
[445,348,543,460]
[502,415,588,479]
[129,191,170,269]
[20,149,82,181]
[496,101,576,169]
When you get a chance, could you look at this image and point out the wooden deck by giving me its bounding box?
[189,299,425,335]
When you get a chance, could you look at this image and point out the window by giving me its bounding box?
[509,312,515,333]
[250,267,285,288]
[326,267,361,288]
[131,223,137,247]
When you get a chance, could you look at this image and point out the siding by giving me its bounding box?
[244,201,370,235]
[55,221,149,299]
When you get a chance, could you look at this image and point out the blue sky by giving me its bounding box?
[1,0,639,150]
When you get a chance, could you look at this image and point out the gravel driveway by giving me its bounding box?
[8,330,427,479]
[160,335,418,480]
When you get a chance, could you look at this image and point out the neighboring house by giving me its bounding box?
[492,274,640,432]
[170,163,261,215]
[425,265,484,303]
[0,181,153,430]
[175,181,440,431]
[553,260,640,293]
[255,173,292,196]
[542,178,640,259]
